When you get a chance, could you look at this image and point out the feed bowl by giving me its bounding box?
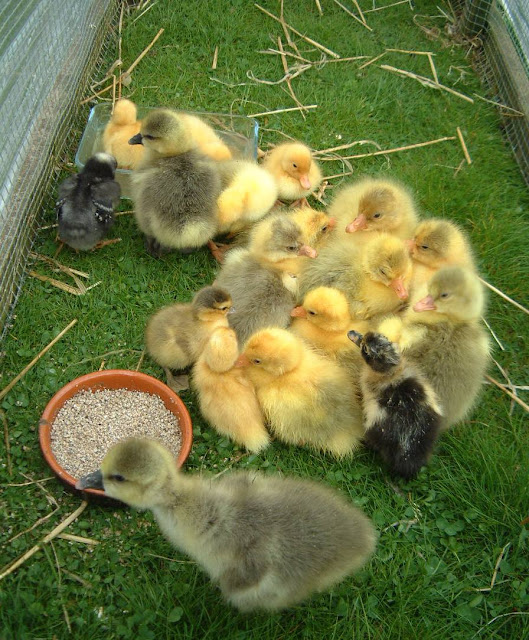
[39,369,193,499]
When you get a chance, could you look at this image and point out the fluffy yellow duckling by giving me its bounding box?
[179,112,232,161]
[236,328,364,456]
[288,206,337,251]
[130,108,221,256]
[77,438,376,612]
[407,218,476,300]
[102,99,144,170]
[216,214,317,345]
[300,234,412,320]
[192,327,270,452]
[261,142,323,206]
[377,266,490,429]
[328,177,418,245]
[290,286,369,357]
[145,286,233,390]
[215,160,279,235]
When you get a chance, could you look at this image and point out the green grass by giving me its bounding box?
[1,1,528,638]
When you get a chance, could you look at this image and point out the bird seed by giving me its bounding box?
[50,388,182,479]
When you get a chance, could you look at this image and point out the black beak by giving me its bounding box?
[75,469,104,491]
[347,330,363,346]
[128,133,143,145]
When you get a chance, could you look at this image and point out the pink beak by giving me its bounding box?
[327,217,337,229]
[299,175,311,190]
[298,244,317,258]
[405,238,415,254]
[346,214,367,233]
[234,354,250,367]
[390,277,408,300]
[413,295,436,312]
[290,306,307,318]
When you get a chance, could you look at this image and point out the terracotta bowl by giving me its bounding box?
[39,369,193,500]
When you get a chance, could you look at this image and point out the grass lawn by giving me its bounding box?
[1,1,528,638]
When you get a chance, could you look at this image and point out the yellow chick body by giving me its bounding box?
[102,99,144,170]
[328,177,418,246]
[261,142,323,204]
[145,286,233,372]
[300,234,412,320]
[237,328,364,456]
[290,286,369,357]
[192,327,270,452]
[216,160,278,234]
[179,112,232,161]
[407,218,476,302]
[77,438,376,612]
[377,266,490,429]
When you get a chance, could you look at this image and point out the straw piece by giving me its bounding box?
[359,52,386,69]
[279,0,301,57]
[259,48,313,63]
[472,93,525,116]
[248,105,318,117]
[479,277,529,315]
[427,52,439,84]
[332,0,372,30]
[2,478,55,487]
[80,84,112,105]
[315,139,382,155]
[315,0,323,15]
[277,36,306,118]
[363,0,411,12]
[255,4,340,58]
[124,28,164,77]
[135,349,146,372]
[28,271,85,295]
[386,48,435,56]
[351,0,367,24]
[1,410,12,476]
[456,126,472,164]
[7,507,60,543]
[482,317,504,351]
[0,319,78,402]
[212,46,218,70]
[0,502,88,581]
[57,533,100,545]
[247,64,312,86]
[485,375,529,413]
[319,136,456,160]
[380,64,475,103]
[324,170,355,180]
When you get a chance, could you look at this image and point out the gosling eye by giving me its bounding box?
[142,134,155,141]
[373,213,382,219]
[440,292,450,299]
[379,269,388,278]
[109,474,126,482]
[252,358,262,365]
[286,245,298,252]
[308,310,317,316]
[321,225,328,233]
[292,162,298,169]
[420,244,429,250]
[219,305,229,311]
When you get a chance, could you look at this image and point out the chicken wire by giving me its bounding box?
[456,0,529,186]
[0,0,117,339]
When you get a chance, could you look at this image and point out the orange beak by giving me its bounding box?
[327,217,337,229]
[290,306,307,318]
[390,277,408,300]
[346,214,367,233]
[298,244,317,258]
[299,174,311,190]
[234,354,251,367]
[413,295,436,312]
[405,238,416,254]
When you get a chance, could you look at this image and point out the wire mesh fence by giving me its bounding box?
[455,0,529,186]
[0,0,118,340]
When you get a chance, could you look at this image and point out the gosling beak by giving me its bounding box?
[290,306,307,318]
[347,330,363,346]
[345,214,367,233]
[234,354,250,367]
[390,277,409,300]
[298,244,317,258]
[413,295,436,312]
[128,133,143,145]
[327,217,337,230]
[75,469,104,491]
[299,175,311,190]
[405,238,415,254]
[227,306,236,314]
